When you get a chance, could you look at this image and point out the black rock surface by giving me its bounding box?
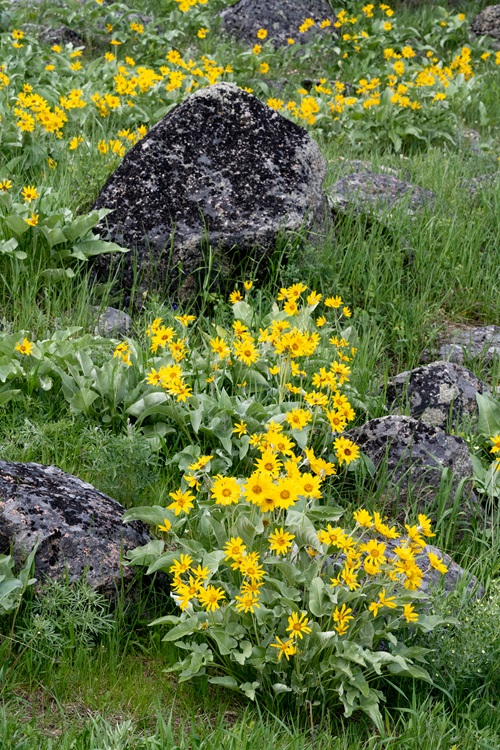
[349,416,475,509]
[219,0,336,47]
[93,82,328,298]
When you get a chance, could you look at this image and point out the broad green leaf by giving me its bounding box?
[127,391,168,418]
[272,683,292,693]
[0,389,20,406]
[63,210,108,242]
[5,215,30,236]
[125,540,164,567]
[0,237,19,255]
[190,405,203,434]
[40,226,67,247]
[69,388,99,413]
[146,551,178,575]
[73,239,129,257]
[232,301,254,326]
[202,550,226,574]
[308,576,333,617]
[161,618,201,642]
[41,268,75,280]
[477,393,500,437]
[122,506,173,527]
[209,676,239,689]
[240,681,260,700]
[209,628,238,655]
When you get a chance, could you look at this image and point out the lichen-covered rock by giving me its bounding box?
[219,0,336,47]
[386,361,486,431]
[349,416,475,508]
[471,5,500,49]
[93,83,328,299]
[0,461,150,595]
[422,325,500,366]
[328,172,434,218]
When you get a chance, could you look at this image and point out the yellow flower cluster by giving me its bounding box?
[14,89,67,136]
[174,0,208,11]
[160,498,446,648]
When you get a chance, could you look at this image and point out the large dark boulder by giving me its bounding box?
[386,361,486,431]
[0,461,150,595]
[349,416,475,509]
[219,0,336,47]
[93,82,328,299]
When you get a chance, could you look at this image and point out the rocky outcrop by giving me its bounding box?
[219,0,336,47]
[349,416,475,508]
[93,83,328,299]
[0,461,150,595]
[386,361,486,431]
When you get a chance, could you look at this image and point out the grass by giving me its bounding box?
[1,0,500,746]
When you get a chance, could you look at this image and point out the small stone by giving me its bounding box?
[348,416,475,509]
[91,306,133,337]
[386,361,487,431]
[0,461,150,595]
[219,0,336,47]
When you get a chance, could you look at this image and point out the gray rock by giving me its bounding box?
[415,542,484,599]
[386,361,486,431]
[349,416,475,508]
[330,539,483,599]
[39,25,84,48]
[91,306,132,337]
[422,325,500,365]
[0,461,150,595]
[460,174,499,197]
[219,0,336,48]
[93,82,329,299]
[471,5,500,49]
[332,158,399,178]
[328,172,434,219]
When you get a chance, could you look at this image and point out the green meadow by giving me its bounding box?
[0,0,499,747]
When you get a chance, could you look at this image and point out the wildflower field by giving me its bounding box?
[0,0,499,747]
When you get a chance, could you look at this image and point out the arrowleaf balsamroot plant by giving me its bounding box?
[121,283,450,729]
